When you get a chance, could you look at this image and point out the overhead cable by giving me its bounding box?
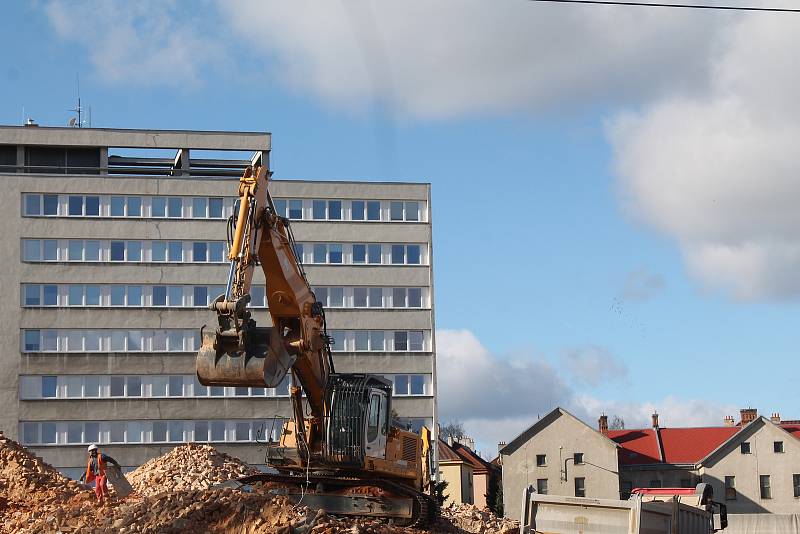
[528,0,800,13]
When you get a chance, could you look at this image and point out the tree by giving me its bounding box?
[609,415,625,430]
[439,420,465,441]
[486,474,504,516]
[430,479,449,507]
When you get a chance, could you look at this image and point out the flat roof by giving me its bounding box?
[0,126,271,151]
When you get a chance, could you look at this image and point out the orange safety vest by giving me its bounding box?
[85,454,106,484]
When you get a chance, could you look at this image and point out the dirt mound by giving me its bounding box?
[126,443,261,496]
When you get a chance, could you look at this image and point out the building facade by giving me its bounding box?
[500,408,621,520]
[499,406,800,518]
[0,125,436,478]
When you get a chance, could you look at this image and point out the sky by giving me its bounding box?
[3,0,800,457]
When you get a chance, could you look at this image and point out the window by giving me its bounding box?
[741,442,751,454]
[536,454,546,467]
[390,201,404,221]
[169,376,184,397]
[313,244,327,263]
[209,198,223,218]
[355,331,369,351]
[394,375,409,395]
[42,376,57,398]
[23,239,40,261]
[794,474,800,498]
[168,286,183,306]
[24,194,41,216]
[85,331,100,351]
[111,286,125,306]
[24,285,40,306]
[110,376,125,397]
[774,441,784,453]
[43,240,57,261]
[194,286,208,307]
[368,288,382,307]
[68,285,83,306]
[110,241,125,261]
[128,196,142,217]
[370,331,385,351]
[111,196,125,217]
[575,477,586,497]
[329,287,344,307]
[250,286,265,307]
[127,286,142,306]
[407,245,421,264]
[354,288,368,308]
[313,200,326,219]
[68,240,82,261]
[23,330,39,351]
[760,475,771,499]
[168,421,183,442]
[84,376,99,397]
[22,422,39,444]
[68,195,83,216]
[394,331,408,351]
[43,285,57,305]
[409,331,424,351]
[574,452,584,465]
[193,242,207,262]
[368,244,382,264]
[168,241,182,262]
[211,421,226,441]
[167,197,182,218]
[85,240,100,261]
[127,241,142,262]
[209,242,225,262]
[153,286,167,306]
[151,376,167,397]
[351,200,365,220]
[192,197,207,218]
[410,375,425,395]
[84,422,99,443]
[406,202,419,221]
[329,244,343,263]
[43,194,58,215]
[153,422,167,442]
[392,288,406,307]
[353,244,366,263]
[152,197,167,217]
[288,199,303,219]
[391,245,405,264]
[41,423,56,444]
[235,422,250,441]
[328,200,342,220]
[367,201,380,220]
[85,196,100,216]
[536,479,548,495]
[195,421,209,442]
[126,376,142,397]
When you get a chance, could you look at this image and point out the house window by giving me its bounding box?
[366,201,380,221]
[725,476,737,500]
[760,475,771,499]
[741,442,751,454]
[536,454,546,467]
[574,452,584,465]
[288,200,303,219]
[575,477,586,497]
[536,479,548,495]
[794,474,800,498]
[774,441,784,453]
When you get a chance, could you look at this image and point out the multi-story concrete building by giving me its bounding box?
[0,125,436,478]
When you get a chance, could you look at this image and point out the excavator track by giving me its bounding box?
[236,472,438,528]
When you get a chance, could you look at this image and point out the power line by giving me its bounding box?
[528,0,800,13]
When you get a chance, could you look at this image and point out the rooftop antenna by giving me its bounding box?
[69,73,87,128]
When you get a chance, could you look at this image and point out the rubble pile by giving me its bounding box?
[438,504,519,534]
[0,432,87,506]
[126,442,261,496]
[1,437,518,534]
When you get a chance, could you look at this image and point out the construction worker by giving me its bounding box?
[80,444,120,504]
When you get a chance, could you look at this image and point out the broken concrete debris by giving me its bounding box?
[0,436,518,534]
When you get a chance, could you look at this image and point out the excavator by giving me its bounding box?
[195,165,437,526]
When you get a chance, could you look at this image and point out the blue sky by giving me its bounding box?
[4,1,800,453]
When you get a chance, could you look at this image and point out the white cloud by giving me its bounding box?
[45,0,223,87]
[609,15,800,300]
[561,345,628,387]
[437,329,735,453]
[219,0,721,119]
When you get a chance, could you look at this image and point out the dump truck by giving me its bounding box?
[520,483,727,534]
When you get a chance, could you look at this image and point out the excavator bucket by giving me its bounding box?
[196,326,295,387]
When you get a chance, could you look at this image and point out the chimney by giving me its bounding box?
[723,416,735,427]
[498,442,506,464]
[652,412,659,429]
[740,408,757,425]
[771,413,781,424]
[447,435,454,446]
[599,414,609,435]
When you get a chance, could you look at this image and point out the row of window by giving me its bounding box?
[21,240,427,265]
[724,474,800,500]
[22,194,427,223]
[740,440,786,454]
[22,329,430,353]
[532,478,586,498]
[19,419,286,446]
[273,199,425,222]
[21,284,429,309]
[534,452,584,467]
[23,193,229,219]
[19,373,432,400]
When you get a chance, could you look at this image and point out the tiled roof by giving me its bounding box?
[451,442,496,473]
[607,429,661,465]
[781,423,800,439]
[438,439,463,462]
[608,426,740,465]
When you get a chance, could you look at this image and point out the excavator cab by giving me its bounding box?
[323,374,393,468]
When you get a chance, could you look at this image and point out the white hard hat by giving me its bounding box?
[87,444,98,452]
